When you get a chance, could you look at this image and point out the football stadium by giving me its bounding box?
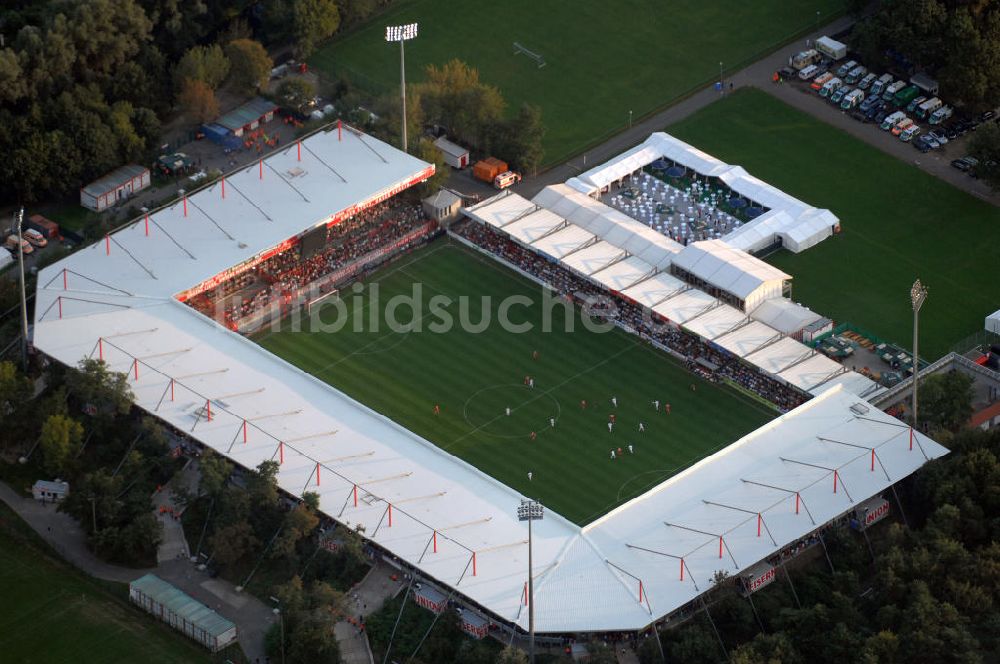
[33,123,947,637]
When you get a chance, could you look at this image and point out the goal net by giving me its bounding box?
[305,288,340,314]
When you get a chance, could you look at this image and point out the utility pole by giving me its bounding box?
[15,208,29,370]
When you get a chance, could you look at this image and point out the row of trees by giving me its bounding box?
[367,59,546,175]
[849,0,1000,111]
[188,453,371,662]
[0,0,397,204]
[0,357,175,566]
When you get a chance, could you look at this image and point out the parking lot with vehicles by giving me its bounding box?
[780,43,998,176]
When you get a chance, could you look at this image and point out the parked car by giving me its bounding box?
[831,86,849,104]
[900,124,922,142]
[944,126,958,140]
[927,130,948,145]
[891,117,914,136]
[858,72,877,90]
[914,137,932,153]
[906,95,928,113]
[837,59,858,77]
[819,77,842,97]
[4,235,33,255]
[980,110,996,122]
[845,65,867,84]
[951,158,971,171]
[23,228,47,248]
[881,111,907,130]
[875,109,891,125]
[778,66,797,80]
[798,64,820,80]
[882,80,907,101]
[851,109,868,122]
[929,106,953,125]
[870,74,894,97]
[922,134,940,149]
[841,88,865,110]
[811,72,835,90]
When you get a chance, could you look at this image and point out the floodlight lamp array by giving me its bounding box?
[385,23,418,42]
[517,499,544,521]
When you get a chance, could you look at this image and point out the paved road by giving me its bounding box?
[336,561,405,664]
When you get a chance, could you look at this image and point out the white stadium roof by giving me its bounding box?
[530,224,596,260]
[561,241,626,277]
[565,132,840,254]
[35,126,933,634]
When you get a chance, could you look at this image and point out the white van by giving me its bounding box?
[819,77,842,97]
[798,64,820,81]
[870,74,894,97]
[880,111,906,131]
[840,88,865,110]
[882,80,906,101]
[930,105,953,125]
[916,97,943,119]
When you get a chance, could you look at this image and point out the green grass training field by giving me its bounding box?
[0,502,217,664]
[257,240,773,525]
[669,89,1000,360]
[312,0,846,165]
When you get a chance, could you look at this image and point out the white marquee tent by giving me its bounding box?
[566,132,840,254]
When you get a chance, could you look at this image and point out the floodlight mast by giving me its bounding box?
[385,23,418,153]
[910,279,927,430]
[517,499,543,664]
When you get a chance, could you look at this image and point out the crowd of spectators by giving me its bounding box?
[188,199,432,327]
[453,219,808,412]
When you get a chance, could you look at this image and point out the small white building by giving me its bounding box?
[80,164,151,212]
[423,189,463,225]
[433,136,470,169]
[32,479,69,503]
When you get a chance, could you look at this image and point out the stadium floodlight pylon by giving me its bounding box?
[385,22,418,153]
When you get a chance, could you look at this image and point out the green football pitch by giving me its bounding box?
[0,503,216,664]
[257,240,773,525]
[669,89,1000,361]
[311,0,846,165]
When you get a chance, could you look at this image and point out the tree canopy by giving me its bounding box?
[850,0,1000,111]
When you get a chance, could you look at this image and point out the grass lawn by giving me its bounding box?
[668,88,1000,360]
[255,240,773,525]
[311,0,846,165]
[0,501,229,664]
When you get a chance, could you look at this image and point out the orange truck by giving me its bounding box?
[473,157,508,184]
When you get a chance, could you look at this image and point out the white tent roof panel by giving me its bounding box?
[529,224,595,260]
[589,255,654,292]
[561,241,626,277]
[751,298,823,335]
[744,337,815,376]
[503,209,566,244]
[620,272,688,309]
[714,321,782,358]
[464,192,537,230]
[652,290,717,325]
[778,353,846,392]
[681,304,747,340]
